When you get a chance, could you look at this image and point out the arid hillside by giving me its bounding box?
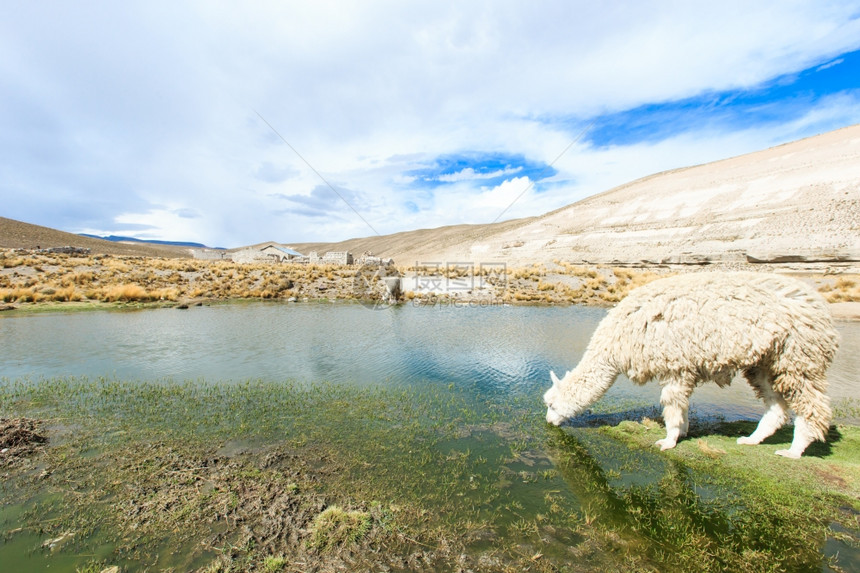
[291,124,860,266]
[0,217,192,258]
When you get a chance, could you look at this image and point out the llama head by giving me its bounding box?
[544,359,618,425]
[544,369,578,425]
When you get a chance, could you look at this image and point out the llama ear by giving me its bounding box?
[550,370,561,386]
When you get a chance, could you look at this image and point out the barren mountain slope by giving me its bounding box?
[0,217,192,258]
[289,217,533,265]
[7,124,857,266]
[478,123,860,265]
[291,124,860,266]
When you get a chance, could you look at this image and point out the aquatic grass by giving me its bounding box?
[1,375,584,565]
[2,374,859,571]
[598,418,860,565]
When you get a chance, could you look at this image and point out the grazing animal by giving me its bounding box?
[543,271,838,458]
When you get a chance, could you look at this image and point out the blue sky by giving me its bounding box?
[584,48,860,147]
[2,1,860,247]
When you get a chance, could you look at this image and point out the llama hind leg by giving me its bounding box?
[656,378,694,451]
[775,418,816,459]
[738,368,789,446]
[775,378,831,459]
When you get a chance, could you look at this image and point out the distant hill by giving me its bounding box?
[0,217,192,258]
[79,233,221,250]
[288,123,860,266]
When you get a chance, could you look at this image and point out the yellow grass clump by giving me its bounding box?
[102,284,153,302]
[820,275,860,302]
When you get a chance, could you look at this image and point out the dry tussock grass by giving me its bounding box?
[0,250,369,305]
[2,249,854,308]
[818,275,860,302]
[474,263,667,305]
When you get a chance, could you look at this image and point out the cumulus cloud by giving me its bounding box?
[436,166,523,183]
[1,1,859,246]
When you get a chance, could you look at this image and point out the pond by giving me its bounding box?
[4,302,857,408]
[1,302,858,571]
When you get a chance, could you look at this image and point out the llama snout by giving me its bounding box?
[546,406,566,426]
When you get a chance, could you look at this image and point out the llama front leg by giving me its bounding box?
[680,407,690,438]
[656,379,693,451]
[737,399,789,445]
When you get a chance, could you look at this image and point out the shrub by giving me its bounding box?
[151,288,180,301]
[3,287,38,302]
[73,271,95,285]
[1,257,24,268]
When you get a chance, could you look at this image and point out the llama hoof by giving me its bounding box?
[775,449,801,459]
[655,438,676,451]
[737,436,759,445]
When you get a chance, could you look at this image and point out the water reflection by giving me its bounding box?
[0,302,857,418]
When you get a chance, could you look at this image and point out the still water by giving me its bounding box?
[1,301,858,420]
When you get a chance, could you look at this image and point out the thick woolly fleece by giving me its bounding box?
[544,271,839,458]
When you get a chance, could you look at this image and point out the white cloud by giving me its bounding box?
[436,166,523,183]
[1,1,860,246]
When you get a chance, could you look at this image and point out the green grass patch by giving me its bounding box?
[308,506,372,553]
[1,377,858,572]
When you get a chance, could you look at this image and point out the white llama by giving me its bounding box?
[543,271,839,458]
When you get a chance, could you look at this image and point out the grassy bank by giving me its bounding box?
[2,376,858,572]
